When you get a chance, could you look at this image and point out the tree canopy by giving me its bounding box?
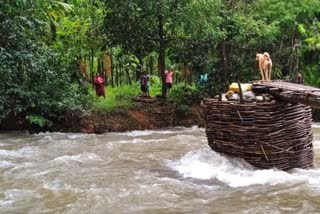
[1,0,320,128]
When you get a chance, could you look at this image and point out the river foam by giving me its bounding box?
[115,126,203,137]
[50,153,103,164]
[167,147,320,188]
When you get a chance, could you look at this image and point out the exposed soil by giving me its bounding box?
[51,99,205,134]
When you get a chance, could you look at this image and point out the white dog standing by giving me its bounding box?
[256,52,272,81]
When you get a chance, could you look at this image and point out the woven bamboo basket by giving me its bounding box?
[204,99,314,170]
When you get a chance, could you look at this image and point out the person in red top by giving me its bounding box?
[94,73,105,98]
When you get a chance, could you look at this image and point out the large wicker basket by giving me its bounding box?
[205,99,314,170]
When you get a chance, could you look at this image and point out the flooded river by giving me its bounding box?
[1,125,320,213]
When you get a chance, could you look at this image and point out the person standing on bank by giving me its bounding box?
[165,67,173,95]
[93,73,105,99]
[140,70,150,97]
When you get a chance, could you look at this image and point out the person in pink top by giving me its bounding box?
[165,67,173,94]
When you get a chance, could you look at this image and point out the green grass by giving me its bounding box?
[90,79,202,112]
[90,81,161,112]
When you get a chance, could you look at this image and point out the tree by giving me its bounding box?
[0,0,90,128]
[254,0,320,78]
[47,1,73,41]
[104,0,191,97]
[53,0,107,84]
[298,19,320,86]
[169,0,272,95]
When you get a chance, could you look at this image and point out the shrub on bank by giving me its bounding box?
[168,84,202,111]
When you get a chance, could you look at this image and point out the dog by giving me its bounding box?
[263,52,272,81]
[256,52,272,81]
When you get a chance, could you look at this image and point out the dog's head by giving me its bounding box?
[256,53,264,61]
[263,52,270,60]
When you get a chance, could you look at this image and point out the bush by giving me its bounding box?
[168,84,202,107]
[0,1,91,127]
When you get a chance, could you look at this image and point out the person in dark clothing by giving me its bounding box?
[140,71,150,97]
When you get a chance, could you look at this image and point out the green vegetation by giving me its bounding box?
[1,0,320,129]
[168,85,202,112]
[91,77,162,112]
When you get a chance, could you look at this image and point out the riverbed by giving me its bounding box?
[0,126,320,213]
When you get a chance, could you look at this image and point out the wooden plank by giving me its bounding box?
[252,81,320,108]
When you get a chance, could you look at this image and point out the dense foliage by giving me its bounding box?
[1,0,320,128]
[103,0,320,95]
[0,1,92,127]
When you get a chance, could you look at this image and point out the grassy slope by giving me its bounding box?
[90,82,162,112]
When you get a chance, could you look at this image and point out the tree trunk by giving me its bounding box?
[126,68,132,85]
[97,57,101,74]
[90,49,94,89]
[98,57,107,86]
[158,13,166,97]
[183,63,188,86]
[50,21,57,41]
[218,39,229,91]
[136,56,143,81]
[149,56,154,75]
[115,63,119,87]
[119,64,122,86]
[110,54,114,88]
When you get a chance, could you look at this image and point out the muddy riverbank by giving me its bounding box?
[54,101,205,134]
[0,100,205,134]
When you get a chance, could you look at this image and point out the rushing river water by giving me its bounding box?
[1,126,320,213]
